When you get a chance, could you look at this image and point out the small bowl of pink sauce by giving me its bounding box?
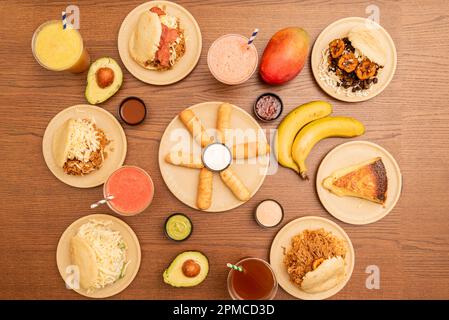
[103,166,154,216]
[207,34,258,85]
[254,199,284,228]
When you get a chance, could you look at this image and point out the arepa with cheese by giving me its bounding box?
[70,235,98,289]
[52,118,109,176]
[70,220,130,292]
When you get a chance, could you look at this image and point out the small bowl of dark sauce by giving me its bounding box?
[119,96,147,126]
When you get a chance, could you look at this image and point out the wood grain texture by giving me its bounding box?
[0,0,448,299]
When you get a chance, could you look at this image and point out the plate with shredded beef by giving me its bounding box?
[270,216,354,300]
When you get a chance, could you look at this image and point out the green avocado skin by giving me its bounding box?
[163,251,209,287]
[85,57,123,105]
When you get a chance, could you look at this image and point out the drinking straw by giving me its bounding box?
[227,263,243,272]
[90,195,115,209]
[247,28,259,45]
[62,11,67,29]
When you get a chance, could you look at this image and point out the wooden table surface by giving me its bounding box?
[1,0,448,300]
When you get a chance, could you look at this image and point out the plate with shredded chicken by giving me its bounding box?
[270,216,354,300]
[56,214,141,298]
[43,105,127,188]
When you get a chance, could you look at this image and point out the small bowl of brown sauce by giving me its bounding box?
[253,93,283,122]
[119,96,147,126]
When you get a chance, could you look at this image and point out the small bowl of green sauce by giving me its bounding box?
[164,213,193,242]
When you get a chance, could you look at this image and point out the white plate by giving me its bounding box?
[56,214,141,298]
[316,141,402,225]
[118,1,202,85]
[311,17,397,102]
[158,102,269,212]
[270,216,355,300]
[42,104,127,188]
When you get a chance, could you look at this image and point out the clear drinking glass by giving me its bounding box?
[31,20,90,73]
[227,257,278,300]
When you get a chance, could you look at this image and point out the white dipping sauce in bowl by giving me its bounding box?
[202,143,232,172]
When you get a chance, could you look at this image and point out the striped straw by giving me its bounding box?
[62,11,67,29]
[227,263,243,272]
[90,195,115,209]
[247,28,259,45]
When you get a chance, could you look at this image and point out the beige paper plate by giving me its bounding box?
[56,214,141,299]
[42,105,127,188]
[118,1,202,85]
[158,102,269,212]
[311,17,397,102]
[316,141,402,225]
[270,216,355,300]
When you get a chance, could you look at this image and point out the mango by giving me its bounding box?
[259,27,310,85]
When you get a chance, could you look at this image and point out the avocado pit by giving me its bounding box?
[182,259,201,278]
[96,67,115,88]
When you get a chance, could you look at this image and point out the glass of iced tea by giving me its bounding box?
[227,257,278,300]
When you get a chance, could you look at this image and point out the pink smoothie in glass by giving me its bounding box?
[104,166,154,216]
[207,34,258,85]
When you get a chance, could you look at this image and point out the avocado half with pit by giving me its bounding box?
[163,251,209,287]
[85,57,123,105]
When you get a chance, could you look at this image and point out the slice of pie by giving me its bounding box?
[322,157,388,205]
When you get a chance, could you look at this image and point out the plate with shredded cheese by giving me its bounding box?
[42,104,127,188]
[56,214,141,298]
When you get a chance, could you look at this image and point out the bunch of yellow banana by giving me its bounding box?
[275,101,365,179]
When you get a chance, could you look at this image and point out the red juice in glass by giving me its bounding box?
[227,258,278,300]
[104,166,154,216]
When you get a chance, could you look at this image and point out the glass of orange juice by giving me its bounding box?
[31,20,90,73]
